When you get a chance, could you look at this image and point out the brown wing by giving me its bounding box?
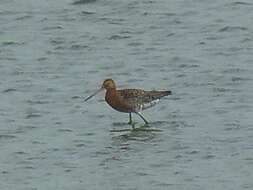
[117,89,145,111]
[117,89,171,111]
[118,89,145,99]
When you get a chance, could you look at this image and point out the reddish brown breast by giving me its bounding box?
[105,89,132,113]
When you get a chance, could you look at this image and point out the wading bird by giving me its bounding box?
[85,79,171,127]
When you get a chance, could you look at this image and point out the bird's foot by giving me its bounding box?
[128,121,137,127]
[128,121,133,125]
[143,122,150,128]
[131,122,137,129]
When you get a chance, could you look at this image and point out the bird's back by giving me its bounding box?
[117,89,171,112]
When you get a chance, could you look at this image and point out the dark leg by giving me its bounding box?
[136,112,149,125]
[128,113,136,129]
[128,113,132,125]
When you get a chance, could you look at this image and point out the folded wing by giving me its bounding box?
[118,89,171,112]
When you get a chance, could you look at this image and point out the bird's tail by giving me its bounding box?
[161,90,172,97]
[149,90,172,100]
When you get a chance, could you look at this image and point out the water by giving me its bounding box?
[1,0,253,189]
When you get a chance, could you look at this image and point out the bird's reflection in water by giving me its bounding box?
[110,123,162,143]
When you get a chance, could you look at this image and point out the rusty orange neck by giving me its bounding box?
[105,88,117,105]
[105,88,116,97]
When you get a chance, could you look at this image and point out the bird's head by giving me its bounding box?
[102,79,116,90]
[84,79,116,102]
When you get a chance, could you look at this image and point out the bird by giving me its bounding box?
[84,79,171,127]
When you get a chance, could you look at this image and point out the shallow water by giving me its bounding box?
[1,0,253,189]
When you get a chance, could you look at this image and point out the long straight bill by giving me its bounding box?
[84,88,103,101]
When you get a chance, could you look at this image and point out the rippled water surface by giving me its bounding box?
[1,0,253,189]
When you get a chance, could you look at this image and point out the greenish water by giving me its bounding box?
[0,0,253,189]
